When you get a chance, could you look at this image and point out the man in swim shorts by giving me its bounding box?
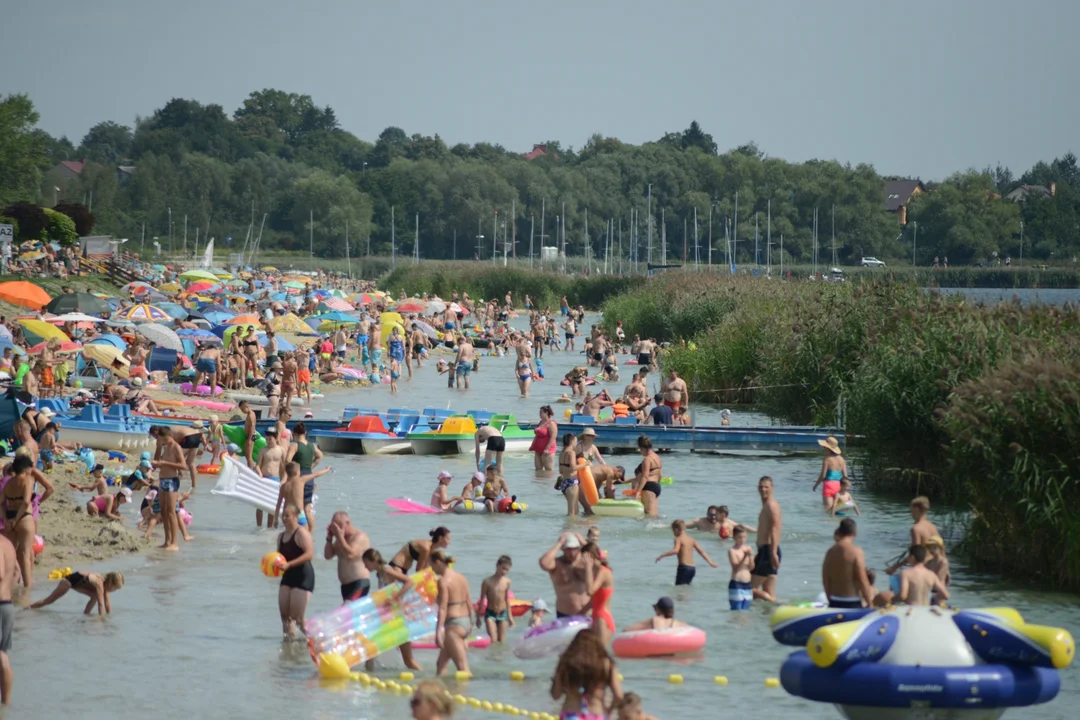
[751,476,782,602]
[454,335,474,390]
[255,428,286,529]
[539,531,591,619]
[325,511,371,602]
[821,518,875,609]
[728,525,754,610]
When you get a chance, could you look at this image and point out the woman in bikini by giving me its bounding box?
[811,436,847,512]
[30,570,125,615]
[2,455,39,589]
[554,433,583,517]
[242,326,262,380]
[361,549,422,670]
[529,406,558,474]
[550,627,623,720]
[277,503,315,640]
[430,550,472,677]
[583,542,615,645]
[388,526,451,573]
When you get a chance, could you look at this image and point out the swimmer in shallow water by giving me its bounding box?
[829,479,861,516]
[812,435,847,512]
[30,571,124,615]
[655,519,718,586]
[476,555,514,642]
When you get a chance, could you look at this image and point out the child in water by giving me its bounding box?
[430,470,463,510]
[617,693,659,720]
[727,525,754,610]
[656,519,718,585]
[389,358,401,394]
[476,555,514,642]
[482,463,509,513]
[528,598,548,628]
[830,479,861,516]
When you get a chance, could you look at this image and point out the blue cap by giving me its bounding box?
[487,460,498,469]
[140,451,152,462]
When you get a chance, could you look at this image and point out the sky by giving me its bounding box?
[4,0,1076,180]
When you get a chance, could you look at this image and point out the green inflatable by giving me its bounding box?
[221,424,267,463]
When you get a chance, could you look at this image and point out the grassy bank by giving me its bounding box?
[380,262,643,309]
[600,272,1080,589]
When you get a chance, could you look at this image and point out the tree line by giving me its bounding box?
[1,90,1078,266]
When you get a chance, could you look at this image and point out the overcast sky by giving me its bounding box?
[4,0,1075,179]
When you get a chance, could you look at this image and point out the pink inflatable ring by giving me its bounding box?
[413,635,491,651]
[611,626,707,658]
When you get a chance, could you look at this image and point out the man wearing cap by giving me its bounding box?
[811,436,847,512]
[539,531,593,619]
[474,424,505,474]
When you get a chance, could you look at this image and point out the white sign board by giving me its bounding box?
[0,224,12,244]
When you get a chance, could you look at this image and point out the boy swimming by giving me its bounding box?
[655,519,718,585]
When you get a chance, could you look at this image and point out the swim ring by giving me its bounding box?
[512,616,591,660]
[413,635,492,651]
[196,464,221,475]
[592,498,644,518]
[611,626,707,658]
[452,498,527,514]
[180,383,225,397]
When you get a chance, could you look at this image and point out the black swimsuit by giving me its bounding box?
[278,530,315,592]
[388,542,421,572]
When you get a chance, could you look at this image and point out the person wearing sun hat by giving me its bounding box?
[812,436,848,512]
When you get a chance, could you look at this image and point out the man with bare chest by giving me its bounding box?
[538,532,592,617]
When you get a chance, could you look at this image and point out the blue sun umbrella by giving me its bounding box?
[88,333,128,350]
[176,328,221,344]
[156,302,189,320]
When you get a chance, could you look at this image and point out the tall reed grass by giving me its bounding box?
[600,271,1080,588]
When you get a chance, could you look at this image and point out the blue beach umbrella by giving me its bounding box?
[88,333,127,350]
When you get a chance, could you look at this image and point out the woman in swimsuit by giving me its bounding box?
[362,549,422,670]
[515,341,533,399]
[389,526,451,573]
[583,542,615,645]
[530,406,558,474]
[277,503,315,640]
[554,433,583,517]
[551,627,623,720]
[286,423,322,530]
[630,436,663,518]
[812,436,847,512]
[30,570,125,615]
[577,429,606,467]
[242,326,262,380]
[430,550,473,677]
[2,455,39,589]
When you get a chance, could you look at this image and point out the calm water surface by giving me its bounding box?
[18,316,1080,719]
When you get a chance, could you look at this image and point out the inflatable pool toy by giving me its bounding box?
[592,498,644,518]
[452,498,527,514]
[621,476,674,496]
[307,568,440,668]
[413,635,492,651]
[182,398,234,412]
[178,508,193,526]
[513,616,591,660]
[196,464,221,475]
[220,424,266,462]
[834,500,856,516]
[611,626,707,658]
[212,456,316,514]
[576,459,600,506]
[32,534,45,556]
[47,567,73,581]
[774,604,1073,719]
[385,498,442,514]
[260,551,285,578]
[560,377,598,387]
[180,382,225,397]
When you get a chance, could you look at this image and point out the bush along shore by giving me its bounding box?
[600,272,1080,590]
[380,262,642,309]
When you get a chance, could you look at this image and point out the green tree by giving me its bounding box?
[0,94,47,207]
[906,172,1021,264]
[80,121,133,164]
[44,207,78,245]
[53,202,95,235]
[290,170,373,258]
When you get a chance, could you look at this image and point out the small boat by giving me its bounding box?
[407,415,477,455]
[58,404,155,452]
[480,414,535,454]
[313,415,410,455]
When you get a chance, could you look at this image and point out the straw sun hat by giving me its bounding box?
[817,436,842,455]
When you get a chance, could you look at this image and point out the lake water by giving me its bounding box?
[932,287,1080,305]
[17,316,1080,719]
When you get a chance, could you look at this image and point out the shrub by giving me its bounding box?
[43,208,78,246]
[53,202,95,236]
[1,202,48,241]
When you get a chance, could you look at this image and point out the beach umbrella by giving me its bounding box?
[328,289,347,299]
[393,300,425,314]
[198,303,237,316]
[306,310,356,325]
[225,314,262,326]
[266,335,296,352]
[87,333,127,350]
[18,251,46,261]
[47,313,107,324]
[267,313,311,334]
[121,281,155,295]
[114,304,171,323]
[159,282,183,293]
[284,281,307,290]
[180,269,219,282]
[348,292,378,305]
[449,302,469,315]
[411,319,439,340]
[186,281,219,294]
[425,300,447,314]
[29,340,82,354]
[137,324,184,352]
[202,311,235,326]
[82,344,130,378]
[176,328,221,344]
[316,298,355,313]
[223,279,247,288]
[152,264,167,272]
[261,266,278,272]
[44,292,111,316]
[18,319,70,345]
[155,302,189,320]
[0,281,52,311]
